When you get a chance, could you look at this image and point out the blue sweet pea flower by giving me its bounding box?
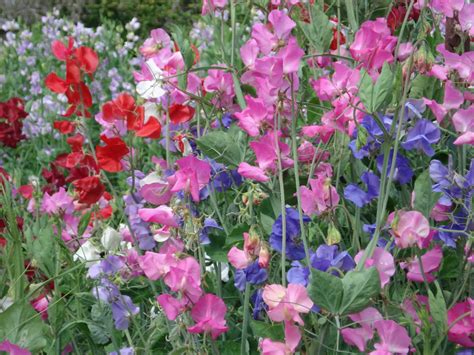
[402,119,440,156]
[344,171,380,207]
[269,207,310,260]
[310,245,355,274]
[250,289,268,320]
[376,150,413,184]
[199,217,223,245]
[287,261,310,286]
[234,261,268,291]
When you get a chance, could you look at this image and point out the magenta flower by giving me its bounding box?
[187,293,228,340]
[355,247,395,288]
[311,61,360,102]
[452,106,474,146]
[234,96,272,137]
[138,205,179,227]
[237,162,270,183]
[249,131,293,173]
[139,28,171,58]
[388,210,430,249]
[300,174,339,216]
[170,155,211,202]
[262,284,313,325]
[156,294,188,321]
[0,340,31,355]
[447,298,474,348]
[400,246,443,283]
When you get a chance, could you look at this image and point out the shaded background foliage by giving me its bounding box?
[0,0,200,36]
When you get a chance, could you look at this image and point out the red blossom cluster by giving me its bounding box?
[0,97,28,148]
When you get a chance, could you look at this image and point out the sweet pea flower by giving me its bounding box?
[187,293,228,339]
[135,58,167,100]
[249,132,293,173]
[137,251,177,280]
[139,29,171,58]
[201,0,228,15]
[164,256,202,302]
[234,96,272,137]
[300,174,339,216]
[156,294,188,321]
[237,162,270,182]
[341,307,383,352]
[424,81,464,123]
[311,61,360,102]
[355,247,395,287]
[101,226,122,251]
[260,322,301,355]
[262,283,313,325]
[400,246,443,283]
[388,210,430,249]
[452,106,474,146]
[447,299,474,348]
[138,206,179,227]
[170,155,211,202]
[0,340,31,355]
[371,320,411,354]
[344,171,380,207]
[139,171,174,205]
[402,119,441,156]
[40,187,74,215]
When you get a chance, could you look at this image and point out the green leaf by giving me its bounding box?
[196,127,243,168]
[88,302,113,345]
[298,6,333,53]
[340,267,381,315]
[358,70,374,113]
[356,125,368,151]
[308,269,343,314]
[0,301,48,351]
[428,282,447,338]
[27,223,56,277]
[250,320,284,341]
[260,213,274,235]
[413,170,442,218]
[77,210,92,238]
[372,63,393,112]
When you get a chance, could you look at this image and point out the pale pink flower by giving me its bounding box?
[300,175,339,216]
[388,210,430,249]
[452,106,474,146]
[137,251,177,280]
[260,322,301,355]
[41,187,74,215]
[355,247,395,287]
[237,162,270,183]
[371,320,411,355]
[227,246,252,269]
[262,284,313,325]
[341,307,382,352]
[187,293,228,339]
[201,0,228,15]
[139,28,171,58]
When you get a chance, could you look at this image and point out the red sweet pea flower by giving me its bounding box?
[53,120,76,134]
[66,133,84,152]
[136,116,162,139]
[96,136,129,172]
[73,175,105,205]
[169,104,195,124]
[18,185,34,199]
[0,97,28,148]
[101,93,143,130]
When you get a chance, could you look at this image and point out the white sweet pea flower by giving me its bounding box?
[101,226,122,251]
[136,59,167,99]
[73,240,100,266]
[0,296,13,313]
[205,253,230,282]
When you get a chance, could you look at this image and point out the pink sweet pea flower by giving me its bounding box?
[311,61,360,102]
[170,155,211,202]
[0,340,31,355]
[262,284,313,325]
[156,294,188,320]
[260,322,301,355]
[187,293,228,339]
[138,206,179,227]
[431,0,466,19]
[203,68,235,108]
[447,298,474,347]
[349,18,397,71]
[138,251,177,280]
[276,37,304,74]
[237,162,270,183]
[268,10,296,41]
[355,247,395,288]
[234,96,272,137]
[388,210,430,249]
[371,320,411,355]
[139,28,171,58]
[341,307,383,352]
[31,294,49,320]
[139,172,173,205]
[400,246,443,283]
[164,257,202,302]
[201,0,228,15]
[249,131,293,173]
[424,81,463,123]
[41,187,74,215]
[452,106,474,146]
[300,175,339,216]
[240,39,259,69]
[227,246,252,269]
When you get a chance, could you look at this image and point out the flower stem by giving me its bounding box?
[240,282,251,355]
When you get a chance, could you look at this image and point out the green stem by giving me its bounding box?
[240,282,251,355]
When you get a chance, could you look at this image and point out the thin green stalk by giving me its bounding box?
[240,282,251,355]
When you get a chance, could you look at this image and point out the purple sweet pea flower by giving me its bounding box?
[287,261,310,286]
[110,347,135,355]
[251,289,268,320]
[376,150,413,184]
[88,255,125,279]
[349,115,393,159]
[199,217,223,244]
[111,295,140,330]
[234,261,268,291]
[311,245,355,274]
[269,207,311,260]
[344,171,380,207]
[402,119,440,156]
